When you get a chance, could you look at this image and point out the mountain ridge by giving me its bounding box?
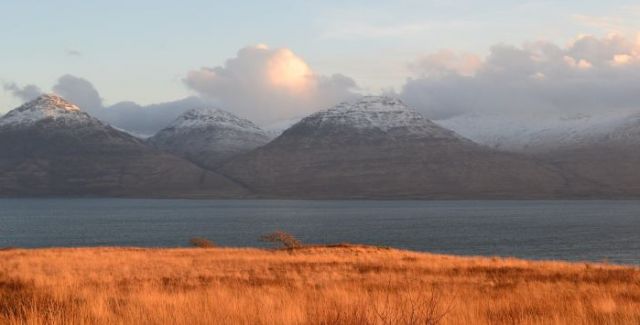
[219,96,597,199]
[0,95,247,197]
[2,94,636,198]
[148,107,272,169]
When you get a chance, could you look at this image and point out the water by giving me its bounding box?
[0,199,639,264]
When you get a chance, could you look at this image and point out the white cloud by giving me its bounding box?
[184,44,359,124]
[5,42,362,135]
[573,5,640,36]
[408,49,482,78]
[612,54,634,66]
[563,56,593,69]
[401,34,640,120]
[573,14,628,35]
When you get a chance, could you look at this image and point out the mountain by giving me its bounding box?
[262,116,304,138]
[148,107,272,169]
[438,111,640,195]
[533,113,640,195]
[0,94,246,197]
[436,112,633,153]
[219,96,594,199]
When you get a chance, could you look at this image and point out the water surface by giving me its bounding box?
[1,199,638,264]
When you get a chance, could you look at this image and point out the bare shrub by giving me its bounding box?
[189,237,215,248]
[259,231,302,249]
[372,283,453,325]
[306,299,370,325]
[306,284,453,325]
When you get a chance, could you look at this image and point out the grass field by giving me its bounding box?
[1,245,639,324]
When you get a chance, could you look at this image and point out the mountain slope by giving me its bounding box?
[439,112,640,196]
[536,113,640,195]
[220,96,594,198]
[0,95,246,197]
[148,107,271,169]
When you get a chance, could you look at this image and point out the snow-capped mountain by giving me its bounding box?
[4,94,638,198]
[436,111,637,153]
[592,112,640,147]
[0,95,245,197]
[436,110,640,196]
[0,94,99,129]
[284,96,464,141]
[220,96,592,199]
[148,107,271,169]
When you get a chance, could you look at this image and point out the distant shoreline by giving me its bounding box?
[1,244,637,267]
[2,195,640,200]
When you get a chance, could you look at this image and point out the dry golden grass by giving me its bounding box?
[0,245,639,324]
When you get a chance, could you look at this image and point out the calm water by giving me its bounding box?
[1,199,639,264]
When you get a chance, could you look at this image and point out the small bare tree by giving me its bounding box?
[259,231,302,249]
[189,237,215,248]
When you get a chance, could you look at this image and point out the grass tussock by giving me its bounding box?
[0,246,639,324]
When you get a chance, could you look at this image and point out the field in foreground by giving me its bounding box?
[1,246,639,324]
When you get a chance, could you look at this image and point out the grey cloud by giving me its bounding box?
[315,73,358,104]
[98,97,213,136]
[66,49,82,57]
[402,34,640,120]
[3,83,43,102]
[52,75,103,112]
[50,75,209,136]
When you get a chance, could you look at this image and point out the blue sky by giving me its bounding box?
[1,1,639,112]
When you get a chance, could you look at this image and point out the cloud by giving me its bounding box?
[52,75,103,112]
[5,45,358,136]
[4,43,360,135]
[6,45,358,134]
[573,6,640,35]
[65,49,82,57]
[0,75,208,136]
[408,49,482,78]
[184,44,358,124]
[3,83,43,102]
[97,97,212,136]
[50,75,211,136]
[401,34,640,120]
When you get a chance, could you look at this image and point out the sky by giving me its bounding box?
[2,1,640,131]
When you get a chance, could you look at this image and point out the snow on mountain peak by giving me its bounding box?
[0,94,91,128]
[17,94,79,112]
[296,96,461,139]
[436,111,639,153]
[148,107,271,168]
[331,96,411,114]
[168,107,264,133]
